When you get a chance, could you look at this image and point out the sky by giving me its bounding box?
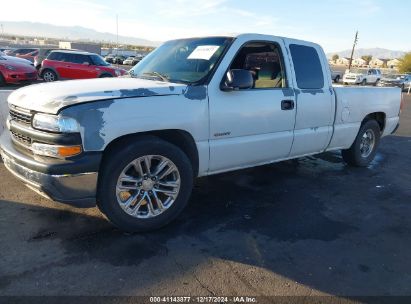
[0,0,410,53]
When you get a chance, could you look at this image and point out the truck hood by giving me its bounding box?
[8,77,197,114]
[344,73,364,78]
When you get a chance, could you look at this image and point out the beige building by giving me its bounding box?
[352,58,367,67]
[337,57,351,65]
[370,58,389,68]
[387,58,401,69]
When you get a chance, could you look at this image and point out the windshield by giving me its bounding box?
[90,54,110,66]
[130,37,233,84]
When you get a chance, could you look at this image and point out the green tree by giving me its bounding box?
[361,55,373,65]
[332,54,339,63]
[398,53,411,73]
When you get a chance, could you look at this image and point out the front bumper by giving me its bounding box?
[3,71,37,84]
[0,131,101,208]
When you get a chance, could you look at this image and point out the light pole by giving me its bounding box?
[348,31,358,71]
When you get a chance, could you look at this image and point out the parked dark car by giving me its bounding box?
[113,55,126,65]
[40,50,127,82]
[131,55,144,66]
[377,74,411,91]
[105,54,115,63]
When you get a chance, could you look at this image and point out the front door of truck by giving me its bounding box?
[208,37,296,173]
[285,41,334,157]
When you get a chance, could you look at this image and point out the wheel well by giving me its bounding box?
[363,112,386,132]
[102,130,199,177]
[99,73,113,78]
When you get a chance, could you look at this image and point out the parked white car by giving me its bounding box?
[343,68,382,86]
[0,34,402,232]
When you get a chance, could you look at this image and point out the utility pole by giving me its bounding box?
[0,24,4,40]
[116,14,119,55]
[348,31,359,71]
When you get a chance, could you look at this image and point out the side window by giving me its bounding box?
[229,42,287,89]
[71,54,87,64]
[48,52,64,62]
[289,44,324,89]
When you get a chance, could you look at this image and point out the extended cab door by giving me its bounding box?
[285,41,334,157]
[207,35,296,173]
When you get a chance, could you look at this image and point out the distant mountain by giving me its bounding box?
[0,21,161,47]
[327,48,407,60]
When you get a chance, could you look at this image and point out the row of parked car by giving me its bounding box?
[104,54,145,65]
[0,47,128,85]
[331,67,411,91]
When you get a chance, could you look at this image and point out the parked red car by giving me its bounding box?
[40,50,127,82]
[0,58,38,85]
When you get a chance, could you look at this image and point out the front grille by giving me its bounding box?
[25,72,37,79]
[9,107,32,125]
[11,130,32,147]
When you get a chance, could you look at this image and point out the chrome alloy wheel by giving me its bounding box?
[43,71,55,82]
[360,129,375,158]
[116,155,181,219]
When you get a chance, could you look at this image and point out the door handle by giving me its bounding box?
[281,100,295,110]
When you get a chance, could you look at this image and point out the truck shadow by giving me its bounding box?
[1,136,410,298]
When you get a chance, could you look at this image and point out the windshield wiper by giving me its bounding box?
[141,71,170,82]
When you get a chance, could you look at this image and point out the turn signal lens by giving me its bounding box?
[58,146,82,157]
[31,143,82,158]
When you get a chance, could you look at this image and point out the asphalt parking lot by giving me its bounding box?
[0,93,410,301]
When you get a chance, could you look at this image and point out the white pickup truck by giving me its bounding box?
[0,34,402,232]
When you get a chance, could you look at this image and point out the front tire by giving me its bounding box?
[97,136,194,232]
[342,120,381,167]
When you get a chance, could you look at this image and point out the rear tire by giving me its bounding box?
[97,136,194,232]
[41,69,58,82]
[334,75,340,83]
[342,120,381,167]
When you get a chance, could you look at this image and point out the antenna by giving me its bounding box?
[348,31,359,71]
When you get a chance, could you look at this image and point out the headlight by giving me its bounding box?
[32,143,82,158]
[32,113,80,133]
[5,65,17,71]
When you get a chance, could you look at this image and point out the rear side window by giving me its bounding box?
[289,44,324,89]
[47,52,64,61]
